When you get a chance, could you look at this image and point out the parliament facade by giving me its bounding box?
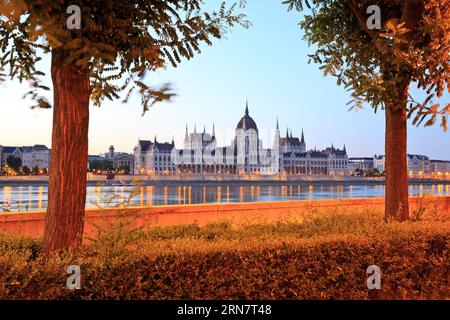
[134,102,348,176]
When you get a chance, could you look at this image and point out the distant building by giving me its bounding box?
[134,102,349,176]
[0,145,50,171]
[348,157,374,174]
[373,155,386,172]
[281,145,348,176]
[431,160,450,176]
[103,145,134,172]
[21,145,51,169]
[280,128,306,153]
[373,154,432,175]
[407,154,431,174]
[134,138,176,175]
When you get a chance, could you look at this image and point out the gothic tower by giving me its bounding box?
[300,129,306,153]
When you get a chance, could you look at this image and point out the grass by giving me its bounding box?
[0,207,449,299]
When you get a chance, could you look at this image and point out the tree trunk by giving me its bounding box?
[382,0,426,222]
[43,48,90,256]
[384,85,409,221]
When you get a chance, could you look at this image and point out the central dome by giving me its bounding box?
[236,102,258,131]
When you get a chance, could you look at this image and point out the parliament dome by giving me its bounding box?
[236,102,258,131]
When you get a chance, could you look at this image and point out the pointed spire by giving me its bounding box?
[194,123,197,134]
[331,143,334,150]
[286,128,289,139]
[343,144,346,153]
[276,117,279,130]
[245,99,249,116]
[301,129,305,144]
[203,125,206,134]
[212,123,216,137]
[185,124,188,140]
[290,129,293,139]
[154,135,157,144]
[172,137,175,146]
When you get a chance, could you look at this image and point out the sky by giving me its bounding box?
[0,1,448,159]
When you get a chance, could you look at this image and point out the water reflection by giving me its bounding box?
[0,183,449,212]
[38,186,43,210]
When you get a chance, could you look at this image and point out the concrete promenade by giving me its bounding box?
[0,196,449,241]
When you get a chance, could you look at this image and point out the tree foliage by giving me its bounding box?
[6,155,22,172]
[22,165,31,175]
[89,159,114,172]
[283,0,449,130]
[0,0,249,113]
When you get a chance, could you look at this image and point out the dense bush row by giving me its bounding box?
[0,210,449,299]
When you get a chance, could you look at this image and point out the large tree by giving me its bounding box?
[0,0,248,255]
[284,0,449,221]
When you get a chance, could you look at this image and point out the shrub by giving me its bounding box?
[0,210,448,300]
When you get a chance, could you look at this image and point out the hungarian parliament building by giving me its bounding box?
[133,103,349,176]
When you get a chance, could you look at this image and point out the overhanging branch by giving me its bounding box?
[346,0,386,53]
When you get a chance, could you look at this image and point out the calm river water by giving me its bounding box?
[0,182,449,212]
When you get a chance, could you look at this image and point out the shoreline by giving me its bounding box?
[1,196,449,235]
[0,175,450,187]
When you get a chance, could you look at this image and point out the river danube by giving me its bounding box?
[1,182,449,212]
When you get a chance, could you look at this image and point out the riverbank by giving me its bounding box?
[1,196,449,239]
[0,174,449,187]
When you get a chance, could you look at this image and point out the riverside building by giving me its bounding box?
[134,102,349,176]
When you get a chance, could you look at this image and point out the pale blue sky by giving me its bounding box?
[0,1,448,159]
